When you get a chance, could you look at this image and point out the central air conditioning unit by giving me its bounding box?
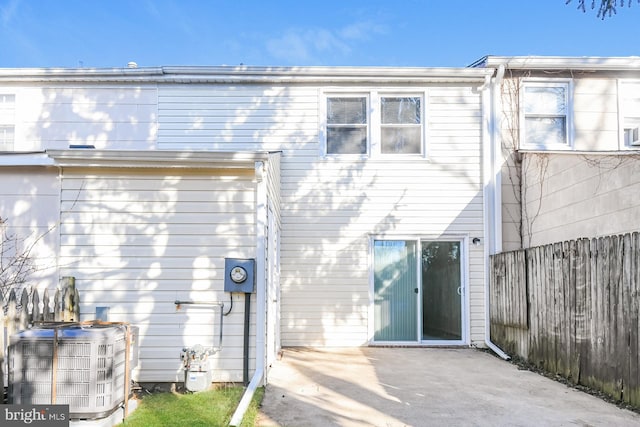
[8,322,138,420]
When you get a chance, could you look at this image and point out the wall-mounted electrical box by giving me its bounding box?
[224,258,255,293]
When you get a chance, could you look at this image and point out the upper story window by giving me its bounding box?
[323,91,425,157]
[381,97,422,154]
[0,94,15,151]
[521,81,572,150]
[620,81,640,148]
[326,96,368,155]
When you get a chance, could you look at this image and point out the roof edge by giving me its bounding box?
[481,56,640,71]
[46,149,275,169]
[0,65,494,84]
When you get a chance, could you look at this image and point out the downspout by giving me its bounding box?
[229,161,267,426]
[481,65,510,360]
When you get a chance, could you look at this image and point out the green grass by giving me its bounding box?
[118,385,265,427]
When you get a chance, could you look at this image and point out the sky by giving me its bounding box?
[0,0,638,69]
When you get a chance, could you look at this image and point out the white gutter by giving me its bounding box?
[482,55,640,71]
[0,65,493,85]
[481,66,510,361]
[229,161,268,426]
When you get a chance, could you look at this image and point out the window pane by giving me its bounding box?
[374,240,418,341]
[327,97,366,124]
[327,127,367,154]
[381,97,420,124]
[525,87,566,115]
[381,127,421,154]
[525,117,566,146]
[0,125,14,150]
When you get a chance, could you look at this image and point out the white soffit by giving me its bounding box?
[46,149,273,169]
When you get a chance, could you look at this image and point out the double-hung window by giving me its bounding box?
[0,94,15,151]
[521,81,572,149]
[324,92,424,157]
[620,81,640,148]
[326,96,368,155]
[380,96,422,154]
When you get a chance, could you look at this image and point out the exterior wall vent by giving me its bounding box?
[8,322,138,420]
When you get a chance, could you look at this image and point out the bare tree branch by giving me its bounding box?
[567,0,639,19]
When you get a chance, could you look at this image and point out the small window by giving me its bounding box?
[326,97,368,155]
[381,97,422,154]
[522,82,571,149]
[0,94,15,151]
[620,81,640,148]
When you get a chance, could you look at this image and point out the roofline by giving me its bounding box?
[476,55,640,71]
[0,65,494,84]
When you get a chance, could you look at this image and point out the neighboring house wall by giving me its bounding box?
[498,72,635,250]
[522,152,640,248]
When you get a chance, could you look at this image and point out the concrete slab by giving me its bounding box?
[257,347,640,427]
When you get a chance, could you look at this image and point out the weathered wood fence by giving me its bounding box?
[490,232,640,406]
[0,276,80,393]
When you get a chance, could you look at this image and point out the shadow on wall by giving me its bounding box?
[4,82,485,383]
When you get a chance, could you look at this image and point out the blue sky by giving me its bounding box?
[0,0,638,69]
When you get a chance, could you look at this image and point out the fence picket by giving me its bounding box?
[1,278,80,394]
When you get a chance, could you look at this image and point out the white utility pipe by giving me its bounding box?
[481,65,510,361]
[229,161,268,426]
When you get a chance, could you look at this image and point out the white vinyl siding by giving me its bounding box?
[0,167,59,289]
[281,85,485,347]
[58,168,257,382]
[3,86,157,151]
[157,85,319,155]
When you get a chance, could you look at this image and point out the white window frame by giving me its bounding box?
[519,79,573,150]
[618,80,640,150]
[367,234,470,346]
[320,89,427,158]
[321,93,370,157]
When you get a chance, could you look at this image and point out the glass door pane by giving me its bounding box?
[421,241,462,341]
[374,240,417,341]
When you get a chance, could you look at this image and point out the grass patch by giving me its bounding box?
[118,385,264,427]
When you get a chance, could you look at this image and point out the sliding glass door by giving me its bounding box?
[373,238,464,343]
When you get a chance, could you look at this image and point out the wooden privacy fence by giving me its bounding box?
[0,276,79,393]
[490,233,640,406]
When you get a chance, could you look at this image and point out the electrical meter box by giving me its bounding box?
[224,258,255,293]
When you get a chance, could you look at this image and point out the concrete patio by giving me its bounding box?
[257,347,640,427]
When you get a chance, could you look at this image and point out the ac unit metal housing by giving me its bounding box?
[8,322,138,420]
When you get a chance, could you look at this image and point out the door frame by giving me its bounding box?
[368,234,470,346]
